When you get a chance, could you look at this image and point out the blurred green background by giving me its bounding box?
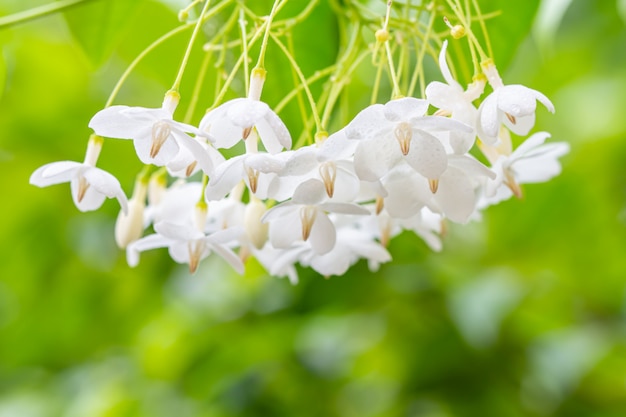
[1,0,626,416]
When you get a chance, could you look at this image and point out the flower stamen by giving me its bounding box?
[429,178,439,194]
[77,176,90,203]
[300,206,317,241]
[246,166,260,193]
[187,240,205,274]
[394,122,412,155]
[319,162,337,198]
[505,112,517,125]
[150,121,171,158]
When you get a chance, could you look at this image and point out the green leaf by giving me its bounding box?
[479,0,542,70]
[63,0,143,66]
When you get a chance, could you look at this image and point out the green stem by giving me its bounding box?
[105,23,194,107]
[254,0,285,70]
[171,0,213,92]
[270,33,322,132]
[0,0,99,29]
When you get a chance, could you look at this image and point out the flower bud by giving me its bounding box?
[115,178,147,249]
[248,67,267,101]
[244,198,268,249]
[375,29,390,43]
[162,90,180,114]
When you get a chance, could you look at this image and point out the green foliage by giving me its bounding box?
[1,1,626,416]
[63,0,144,66]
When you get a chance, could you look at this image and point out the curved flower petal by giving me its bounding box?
[155,221,205,241]
[126,233,173,267]
[384,97,429,121]
[292,179,326,205]
[89,106,158,138]
[404,130,448,179]
[70,176,107,212]
[267,208,301,248]
[435,166,476,223]
[354,137,402,181]
[82,166,129,213]
[256,108,292,153]
[309,211,336,255]
[30,161,81,187]
[344,104,388,140]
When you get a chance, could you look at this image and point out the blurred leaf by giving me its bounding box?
[480,0,542,70]
[0,50,5,99]
[63,0,143,66]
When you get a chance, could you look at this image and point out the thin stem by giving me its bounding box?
[471,0,493,59]
[269,33,322,132]
[254,0,285,70]
[274,65,335,113]
[385,42,402,98]
[171,0,213,92]
[239,7,250,94]
[0,0,98,29]
[105,23,194,107]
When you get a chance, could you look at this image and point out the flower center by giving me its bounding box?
[300,206,318,241]
[187,239,205,274]
[77,175,90,203]
[319,161,337,198]
[150,121,171,158]
[394,122,412,155]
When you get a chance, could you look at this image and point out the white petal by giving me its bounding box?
[261,202,296,224]
[344,104,388,140]
[292,179,326,205]
[245,153,286,173]
[82,167,129,213]
[436,167,477,223]
[404,130,448,179]
[510,132,551,159]
[354,137,402,181]
[30,161,81,187]
[71,176,107,212]
[126,234,172,267]
[438,40,458,87]
[309,211,336,255]
[282,146,318,176]
[209,242,245,274]
[133,135,179,166]
[206,226,244,245]
[89,106,158,139]
[477,93,500,144]
[267,208,301,248]
[173,132,217,175]
[383,169,430,218]
[227,98,268,128]
[318,202,369,215]
[383,97,429,121]
[205,157,245,201]
[317,129,357,162]
[155,221,204,241]
[257,108,292,153]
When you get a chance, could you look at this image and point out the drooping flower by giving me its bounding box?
[199,98,291,154]
[30,136,128,213]
[262,179,369,255]
[89,93,214,170]
[127,221,244,274]
[479,131,570,205]
[425,40,485,154]
[345,97,472,184]
[477,61,555,145]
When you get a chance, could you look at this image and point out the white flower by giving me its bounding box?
[199,98,291,154]
[477,62,555,145]
[89,98,213,169]
[425,40,485,154]
[345,97,472,182]
[480,131,570,204]
[267,143,360,202]
[262,179,368,255]
[127,221,244,274]
[30,161,128,213]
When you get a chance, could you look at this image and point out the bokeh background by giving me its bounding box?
[1,0,626,416]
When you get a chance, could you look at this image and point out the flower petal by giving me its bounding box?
[354,137,402,181]
[89,106,158,139]
[383,97,429,121]
[30,161,81,187]
[309,211,336,255]
[126,233,172,267]
[404,130,448,179]
[292,179,326,205]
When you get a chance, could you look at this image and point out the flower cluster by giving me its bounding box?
[30,5,569,281]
